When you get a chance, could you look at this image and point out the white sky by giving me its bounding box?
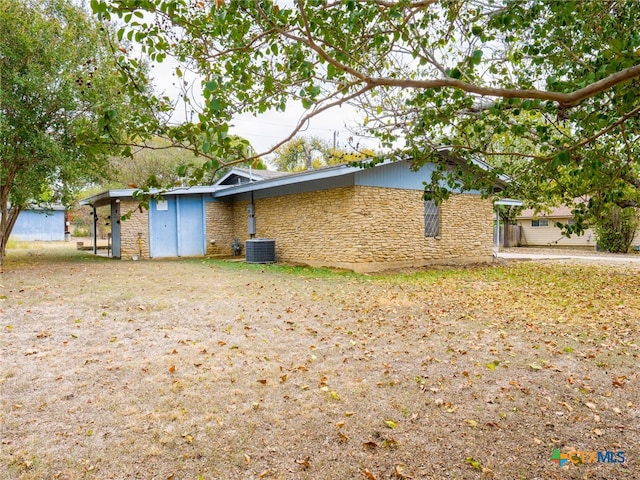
[151,60,374,159]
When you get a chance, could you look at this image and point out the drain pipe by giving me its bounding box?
[90,203,98,254]
[248,191,256,239]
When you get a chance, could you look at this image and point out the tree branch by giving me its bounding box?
[366,64,640,107]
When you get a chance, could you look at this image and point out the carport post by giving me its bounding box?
[91,204,98,254]
[494,199,524,252]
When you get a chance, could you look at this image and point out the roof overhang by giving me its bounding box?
[79,186,225,208]
[494,198,523,207]
[213,162,372,198]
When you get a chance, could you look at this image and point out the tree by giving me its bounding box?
[594,206,639,253]
[0,0,141,266]
[93,1,640,220]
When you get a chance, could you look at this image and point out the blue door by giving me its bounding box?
[111,202,121,258]
[149,196,205,258]
[176,196,205,256]
[149,197,178,257]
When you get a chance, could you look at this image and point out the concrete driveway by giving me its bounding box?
[495,248,640,266]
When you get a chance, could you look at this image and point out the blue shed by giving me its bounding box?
[10,206,66,242]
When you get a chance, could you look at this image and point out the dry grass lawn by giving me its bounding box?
[1,243,639,479]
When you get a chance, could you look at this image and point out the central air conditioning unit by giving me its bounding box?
[245,238,276,264]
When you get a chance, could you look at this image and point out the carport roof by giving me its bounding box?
[78,186,224,208]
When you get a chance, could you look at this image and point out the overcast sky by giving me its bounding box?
[151,60,375,159]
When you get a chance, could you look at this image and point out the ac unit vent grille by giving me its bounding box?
[245,239,276,264]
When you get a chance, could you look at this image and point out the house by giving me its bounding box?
[80,161,497,272]
[9,206,66,242]
[515,205,596,248]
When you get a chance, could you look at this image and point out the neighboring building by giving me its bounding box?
[9,206,66,242]
[80,161,498,272]
[515,205,596,248]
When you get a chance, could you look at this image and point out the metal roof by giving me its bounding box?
[213,162,374,198]
[79,154,508,207]
[79,185,224,208]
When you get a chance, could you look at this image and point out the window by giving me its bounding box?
[531,219,549,227]
[424,200,440,237]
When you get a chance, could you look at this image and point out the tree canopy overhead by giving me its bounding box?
[93,0,640,220]
[0,0,143,265]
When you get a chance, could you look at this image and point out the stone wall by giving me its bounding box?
[223,186,494,272]
[205,199,235,256]
[119,200,149,259]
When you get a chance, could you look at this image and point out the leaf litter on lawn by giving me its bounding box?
[1,249,639,479]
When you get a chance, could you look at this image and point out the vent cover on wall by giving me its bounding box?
[245,238,276,264]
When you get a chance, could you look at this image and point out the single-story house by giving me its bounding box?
[515,205,596,247]
[9,206,66,242]
[80,160,498,272]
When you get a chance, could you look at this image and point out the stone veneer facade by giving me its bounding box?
[119,199,150,259]
[205,186,494,273]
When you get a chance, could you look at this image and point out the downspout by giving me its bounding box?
[248,191,256,239]
[91,204,98,254]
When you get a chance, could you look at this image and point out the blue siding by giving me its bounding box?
[355,161,481,193]
[177,196,205,256]
[11,210,65,241]
[149,196,205,258]
[355,162,435,190]
[149,197,179,257]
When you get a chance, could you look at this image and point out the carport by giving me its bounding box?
[79,187,220,259]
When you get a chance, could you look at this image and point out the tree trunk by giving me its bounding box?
[0,193,21,270]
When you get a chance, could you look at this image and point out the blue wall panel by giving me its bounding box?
[10,210,65,241]
[355,161,435,190]
[149,195,205,258]
[149,197,178,257]
[177,196,205,256]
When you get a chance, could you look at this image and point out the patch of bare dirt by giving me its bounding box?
[1,246,638,479]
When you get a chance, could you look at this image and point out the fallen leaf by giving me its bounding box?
[181,433,193,443]
[465,456,482,471]
[385,419,398,429]
[382,437,399,448]
[295,456,311,469]
[393,463,413,479]
[257,379,267,385]
[466,419,478,428]
[612,376,627,388]
[362,468,378,480]
[244,454,251,466]
[559,401,573,412]
[168,365,176,373]
[362,441,378,449]
[345,411,356,417]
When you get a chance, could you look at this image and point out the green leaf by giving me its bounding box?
[471,49,483,64]
[465,457,482,471]
[553,150,571,166]
[209,98,222,112]
[384,419,398,429]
